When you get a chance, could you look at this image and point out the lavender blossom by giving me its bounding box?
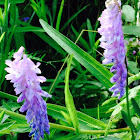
[5,47,51,140]
[98,0,127,99]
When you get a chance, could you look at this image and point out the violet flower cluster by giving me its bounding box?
[5,47,51,140]
[98,0,127,99]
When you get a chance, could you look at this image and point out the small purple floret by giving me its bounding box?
[22,17,30,22]
[98,0,127,99]
[133,50,136,55]
[5,47,51,140]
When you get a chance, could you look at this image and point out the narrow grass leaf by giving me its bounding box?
[0,122,15,132]
[134,0,139,22]
[60,5,89,32]
[131,98,140,118]
[0,32,5,43]
[40,19,113,89]
[87,18,95,56]
[46,5,53,26]
[121,110,136,132]
[41,0,46,16]
[0,111,5,123]
[15,26,44,32]
[0,0,25,4]
[30,0,40,9]
[47,68,67,94]
[30,4,42,19]
[0,123,29,134]
[0,26,15,86]
[71,25,90,51]
[52,0,58,22]
[0,8,3,26]
[47,103,107,129]
[81,103,116,118]
[34,32,66,56]
[65,55,79,133]
[0,91,17,102]
[56,0,65,31]
[2,102,13,111]
[60,111,72,126]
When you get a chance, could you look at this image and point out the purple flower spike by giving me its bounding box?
[98,0,127,99]
[5,47,51,140]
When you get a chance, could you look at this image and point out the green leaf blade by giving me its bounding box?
[131,98,140,118]
[0,0,25,4]
[56,0,65,31]
[39,19,113,89]
[65,55,79,133]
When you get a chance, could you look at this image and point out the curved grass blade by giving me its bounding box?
[87,18,95,56]
[0,0,25,4]
[131,98,140,118]
[0,110,5,123]
[40,19,113,89]
[47,103,107,129]
[0,91,107,130]
[0,26,15,87]
[52,0,59,23]
[0,122,15,132]
[60,5,90,32]
[71,25,90,51]
[56,0,65,31]
[65,55,79,133]
[0,32,5,43]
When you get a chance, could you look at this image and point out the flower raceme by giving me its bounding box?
[98,0,127,99]
[5,47,51,140]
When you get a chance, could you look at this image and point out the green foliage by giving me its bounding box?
[0,0,25,4]
[107,85,140,120]
[56,0,65,31]
[39,19,113,89]
[64,55,79,133]
[95,136,122,140]
[123,25,140,37]
[131,98,140,118]
[0,0,140,139]
[122,5,135,22]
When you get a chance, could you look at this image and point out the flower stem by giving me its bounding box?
[0,90,133,136]
[125,59,135,140]
[0,100,131,135]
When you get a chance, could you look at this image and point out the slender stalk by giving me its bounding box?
[75,29,98,44]
[0,106,132,135]
[46,54,69,101]
[125,59,135,140]
[74,29,103,57]
[0,95,131,135]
